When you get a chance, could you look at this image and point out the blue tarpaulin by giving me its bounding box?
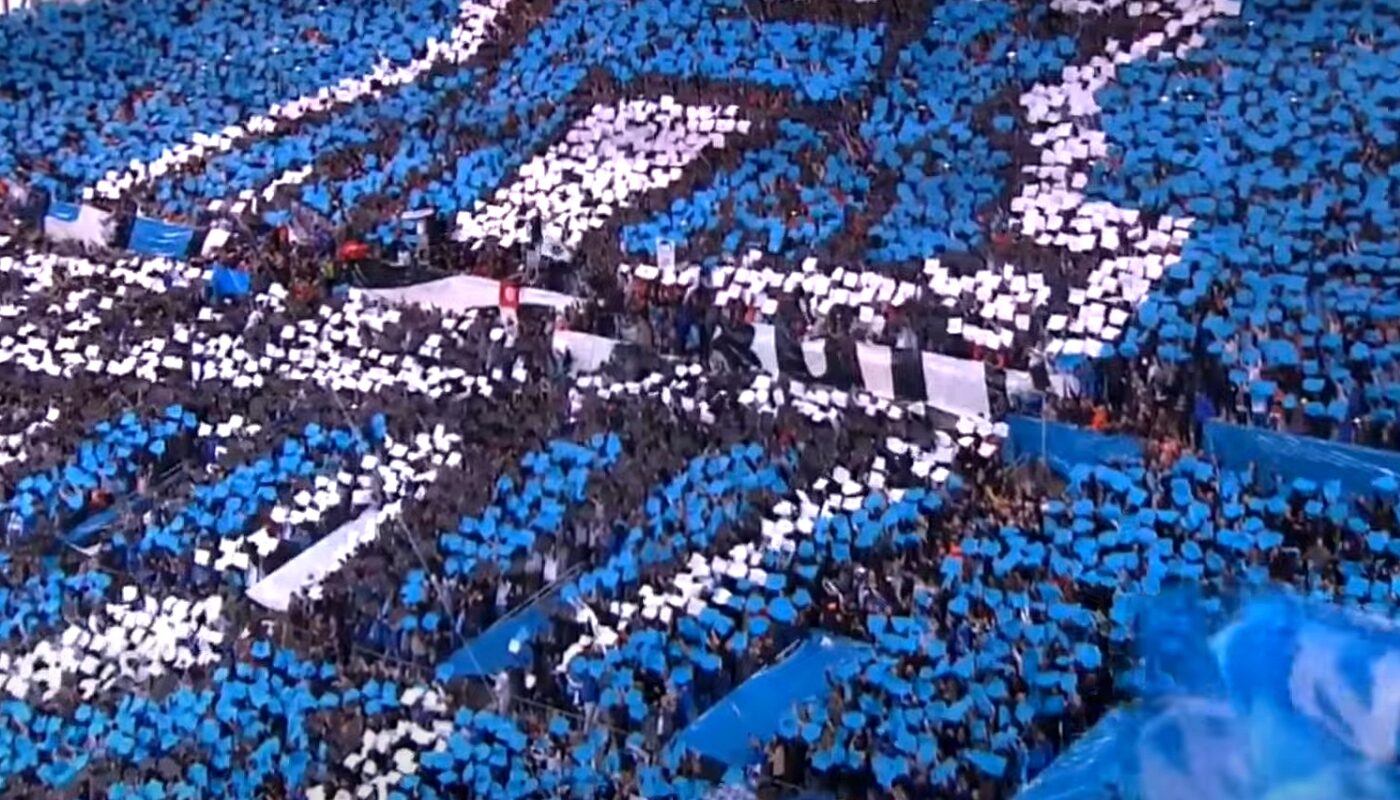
[1204,421,1400,499]
[46,201,82,223]
[1003,416,1145,477]
[673,633,872,768]
[439,603,551,680]
[128,216,195,258]
[1015,706,1156,800]
[210,265,252,301]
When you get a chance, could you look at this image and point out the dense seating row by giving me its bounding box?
[1036,0,1400,444]
[112,0,882,239]
[0,0,476,199]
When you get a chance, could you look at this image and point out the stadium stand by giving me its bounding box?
[1,0,1400,797]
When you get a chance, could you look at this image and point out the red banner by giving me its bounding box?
[499,281,521,310]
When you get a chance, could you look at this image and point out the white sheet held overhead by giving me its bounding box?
[855,341,896,400]
[922,352,991,418]
[750,324,780,376]
[247,506,385,612]
[553,331,620,374]
[44,203,113,249]
[362,274,577,314]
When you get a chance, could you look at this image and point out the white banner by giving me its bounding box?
[44,202,113,249]
[363,275,577,313]
[922,351,991,417]
[247,506,385,612]
[801,338,829,380]
[750,323,780,375]
[656,239,676,271]
[552,330,620,374]
[201,227,232,256]
[856,341,896,400]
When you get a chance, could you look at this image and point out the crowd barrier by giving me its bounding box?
[362,275,577,314]
[552,330,621,374]
[359,279,625,374]
[335,281,1003,418]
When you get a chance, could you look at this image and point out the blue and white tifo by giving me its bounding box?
[2,0,1400,797]
[1021,592,1400,800]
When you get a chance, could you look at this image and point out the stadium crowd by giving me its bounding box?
[1,0,1399,797]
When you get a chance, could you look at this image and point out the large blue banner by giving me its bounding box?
[673,634,872,769]
[1002,416,1144,477]
[1204,421,1400,499]
[210,265,251,300]
[1006,417,1400,500]
[128,216,195,258]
